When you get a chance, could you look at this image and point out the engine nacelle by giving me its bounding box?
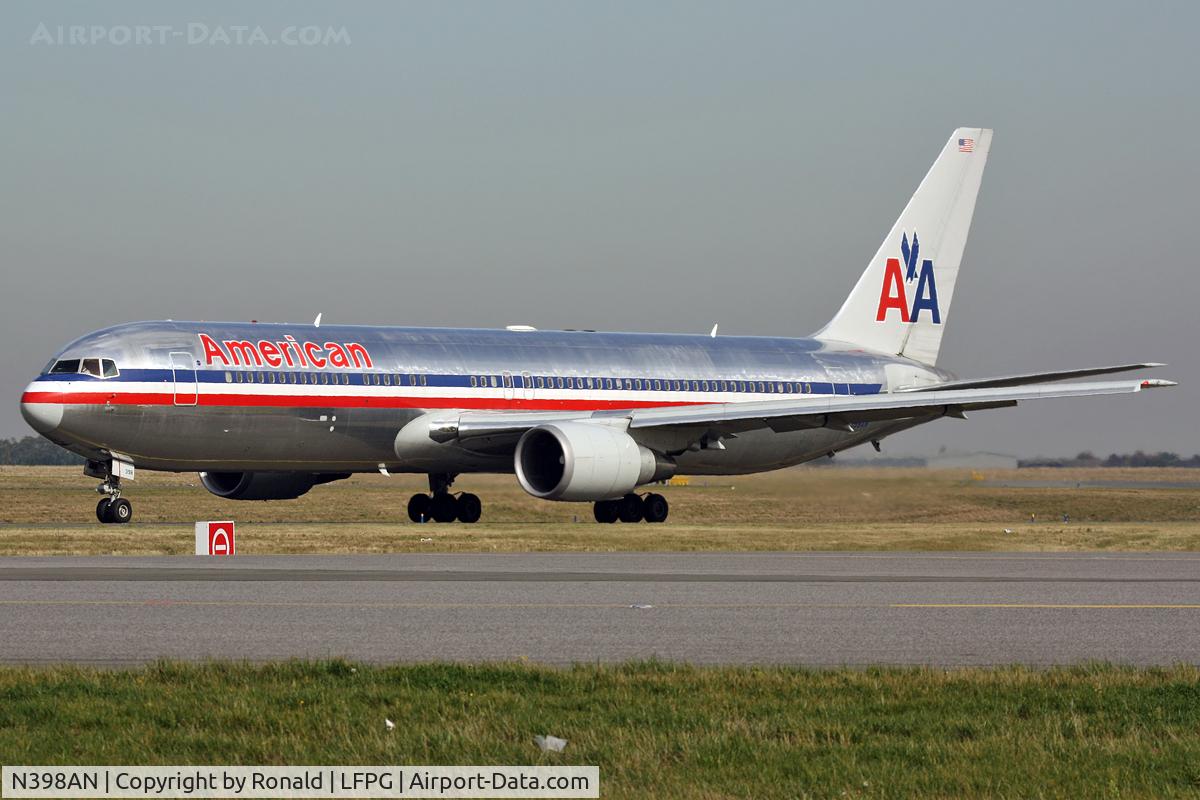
[514,422,675,502]
[200,471,349,501]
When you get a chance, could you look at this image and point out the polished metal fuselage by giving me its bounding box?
[22,321,952,476]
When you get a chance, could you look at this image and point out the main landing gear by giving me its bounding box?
[407,473,482,524]
[594,492,669,524]
[91,462,132,524]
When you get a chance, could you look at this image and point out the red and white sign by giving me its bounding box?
[195,520,236,556]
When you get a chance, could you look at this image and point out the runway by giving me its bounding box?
[0,552,1197,666]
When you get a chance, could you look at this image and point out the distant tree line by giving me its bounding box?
[1019,451,1200,468]
[0,436,84,465]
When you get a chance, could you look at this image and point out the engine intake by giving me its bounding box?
[200,471,349,501]
[514,422,674,501]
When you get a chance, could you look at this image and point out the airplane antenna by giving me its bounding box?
[709,324,718,338]
[314,313,322,328]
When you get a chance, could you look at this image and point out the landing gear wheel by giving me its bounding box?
[643,493,669,523]
[456,493,482,524]
[407,493,432,523]
[430,492,459,523]
[593,500,619,524]
[96,499,113,524]
[109,498,132,524]
[618,493,645,523]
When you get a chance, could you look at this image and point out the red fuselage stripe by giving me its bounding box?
[20,390,702,411]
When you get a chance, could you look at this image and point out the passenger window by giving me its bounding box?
[421,375,428,386]
[224,371,233,383]
[80,358,102,377]
[490,376,498,388]
[383,374,391,386]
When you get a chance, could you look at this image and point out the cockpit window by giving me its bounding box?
[48,357,120,378]
[50,359,80,374]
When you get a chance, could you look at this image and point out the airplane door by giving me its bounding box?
[521,371,533,401]
[170,351,198,406]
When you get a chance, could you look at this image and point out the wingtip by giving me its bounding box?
[1140,379,1177,388]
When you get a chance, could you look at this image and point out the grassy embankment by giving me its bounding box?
[1,465,1198,555]
[0,462,1195,556]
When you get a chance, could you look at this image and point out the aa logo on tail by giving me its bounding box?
[875,232,941,324]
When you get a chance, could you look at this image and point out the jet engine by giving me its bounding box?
[514,422,674,501]
[200,471,350,501]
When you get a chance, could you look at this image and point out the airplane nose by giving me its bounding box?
[20,386,63,434]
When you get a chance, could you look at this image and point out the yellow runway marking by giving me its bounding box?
[891,603,1200,609]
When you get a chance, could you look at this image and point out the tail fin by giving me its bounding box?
[815,127,992,366]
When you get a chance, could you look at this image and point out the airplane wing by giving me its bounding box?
[429,378,1175,446]
[897,363,1165,392]
[626,379,1173,433]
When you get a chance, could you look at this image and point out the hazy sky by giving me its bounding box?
[2,1,1197,457]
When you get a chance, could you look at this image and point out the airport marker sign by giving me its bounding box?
[195,521,235,556]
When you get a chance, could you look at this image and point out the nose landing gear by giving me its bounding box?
[407,473,482,524]
[96,496,132,524]
[91,462,132,524]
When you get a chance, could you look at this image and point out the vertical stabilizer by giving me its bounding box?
[815,127,991,365]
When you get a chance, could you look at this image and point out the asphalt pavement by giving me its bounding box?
[1,552,1197,666]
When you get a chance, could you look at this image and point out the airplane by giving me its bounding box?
[19,128,1174,525]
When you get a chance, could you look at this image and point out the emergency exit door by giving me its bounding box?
[170,351,198,406]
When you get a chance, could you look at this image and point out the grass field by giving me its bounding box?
[1,465,1198,555]
[3,470,1198,798]
[1,661,1199,799]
